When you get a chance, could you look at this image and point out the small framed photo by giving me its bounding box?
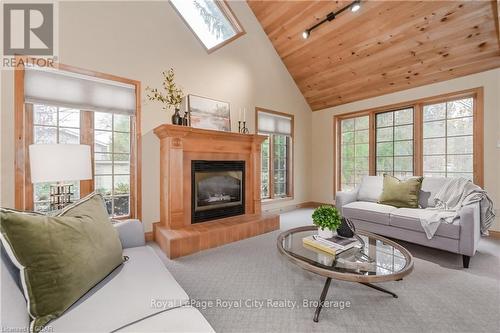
[188,94,231,132]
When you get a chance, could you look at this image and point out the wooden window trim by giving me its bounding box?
[333,87,484,197]
[14,57,142,220]
[169,0,246,54]
[255,107,294,203]
[374,107,415,177]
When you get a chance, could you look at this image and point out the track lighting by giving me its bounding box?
[301,0,361,39]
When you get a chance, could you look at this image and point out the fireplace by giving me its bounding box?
[191,160,245,223]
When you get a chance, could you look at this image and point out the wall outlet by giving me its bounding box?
[497,140,500,148]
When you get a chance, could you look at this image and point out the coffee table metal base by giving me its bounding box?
[313,278,398,322]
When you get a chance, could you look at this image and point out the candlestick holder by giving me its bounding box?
[238,121,249,134]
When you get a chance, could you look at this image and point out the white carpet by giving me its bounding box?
[150,209,500,333]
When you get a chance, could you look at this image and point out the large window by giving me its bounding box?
[334,89,483,193]
[257,109,294,200]
[16,62,141,219]
[170,0,245,52]
[376,108,414,178]
[340,115,369,191]
[423,97,474,179]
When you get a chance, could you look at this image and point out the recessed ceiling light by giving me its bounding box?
[351,3,361,12]
[302,30,310,39]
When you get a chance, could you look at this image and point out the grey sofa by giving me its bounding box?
[336,176,481,268]
[1,220,214,332]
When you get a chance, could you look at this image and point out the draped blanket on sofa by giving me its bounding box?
[419,177,495,239]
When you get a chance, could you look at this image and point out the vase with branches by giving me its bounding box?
[146,68,185,125]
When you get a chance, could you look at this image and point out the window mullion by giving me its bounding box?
[269,135,274,199]
[111,114,115,215]
[80,111,94,196]
[369,113,375,176]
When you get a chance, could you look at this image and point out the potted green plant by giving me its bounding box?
[312,205,342,238]
[146,68,185,125]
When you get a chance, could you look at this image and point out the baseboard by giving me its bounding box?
[488,230,500,239]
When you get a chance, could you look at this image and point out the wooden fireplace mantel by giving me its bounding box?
[153,124,279,258]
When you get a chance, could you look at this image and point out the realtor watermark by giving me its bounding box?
[151,298,352,311]
[2,1,58,69]
[1,326,53,333]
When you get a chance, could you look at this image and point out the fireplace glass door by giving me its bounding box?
[192,160,245,223]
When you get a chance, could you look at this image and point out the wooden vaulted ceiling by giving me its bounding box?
[247,0,500,111]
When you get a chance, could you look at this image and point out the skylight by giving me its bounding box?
[170,0,244,52]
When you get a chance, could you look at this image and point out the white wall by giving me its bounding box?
[0,1,313,231]
[311,68,500,231]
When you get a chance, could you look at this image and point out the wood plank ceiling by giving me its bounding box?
[247,0,500,111]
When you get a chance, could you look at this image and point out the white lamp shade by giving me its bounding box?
[29,144,92,183]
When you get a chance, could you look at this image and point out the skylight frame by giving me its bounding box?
[170,0,246,54]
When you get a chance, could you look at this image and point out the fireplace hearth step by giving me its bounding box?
[154,213,280,259]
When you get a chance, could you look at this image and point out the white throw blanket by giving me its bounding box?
[419,177,496,239]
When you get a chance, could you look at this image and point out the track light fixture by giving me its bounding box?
[301,0,361,39]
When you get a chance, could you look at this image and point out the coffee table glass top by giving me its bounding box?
[278,226,413,281]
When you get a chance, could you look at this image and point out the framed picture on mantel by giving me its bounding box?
[188,94,231,132]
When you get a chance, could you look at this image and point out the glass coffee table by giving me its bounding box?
[277,226,413,322]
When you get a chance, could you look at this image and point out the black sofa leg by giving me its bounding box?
[462,255,470,268]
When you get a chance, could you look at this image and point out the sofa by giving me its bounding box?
[1,219,215,332]
[336,176,481,268]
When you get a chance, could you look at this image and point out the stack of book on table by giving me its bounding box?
[302,234,360,256]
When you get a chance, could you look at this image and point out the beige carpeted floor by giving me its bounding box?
[150,208,500,333]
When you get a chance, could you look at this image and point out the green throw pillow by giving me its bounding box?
[378,175,423,208]
[0,193,123,332]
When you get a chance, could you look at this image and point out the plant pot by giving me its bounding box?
[318,227,336,239]
[172,108,182,125]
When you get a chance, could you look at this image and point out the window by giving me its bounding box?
[170,0,245,52]
[32,104,81,212]
[94,112,132,217]
[423,97,474,179]
[334,89,483,193]
[15,62,141,219]
[376,108,414,178]
[257,109,294,200]
[340,115,369,191]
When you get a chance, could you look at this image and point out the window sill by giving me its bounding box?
[261,196,294,205]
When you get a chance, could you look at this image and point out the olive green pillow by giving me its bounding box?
[378,175,423,208]
[0,193,123,332]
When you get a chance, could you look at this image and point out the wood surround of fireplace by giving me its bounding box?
[153,124,280,258]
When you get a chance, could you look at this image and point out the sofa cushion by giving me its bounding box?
[379,175,423,208]
[390,208,460,239]
[49,246,189,332]
[0,193,123,332]
[117,306,215,332]
[342,201,397,225]
[1,254,29,331]
[357,176,383,202]
[419,177,449,208]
